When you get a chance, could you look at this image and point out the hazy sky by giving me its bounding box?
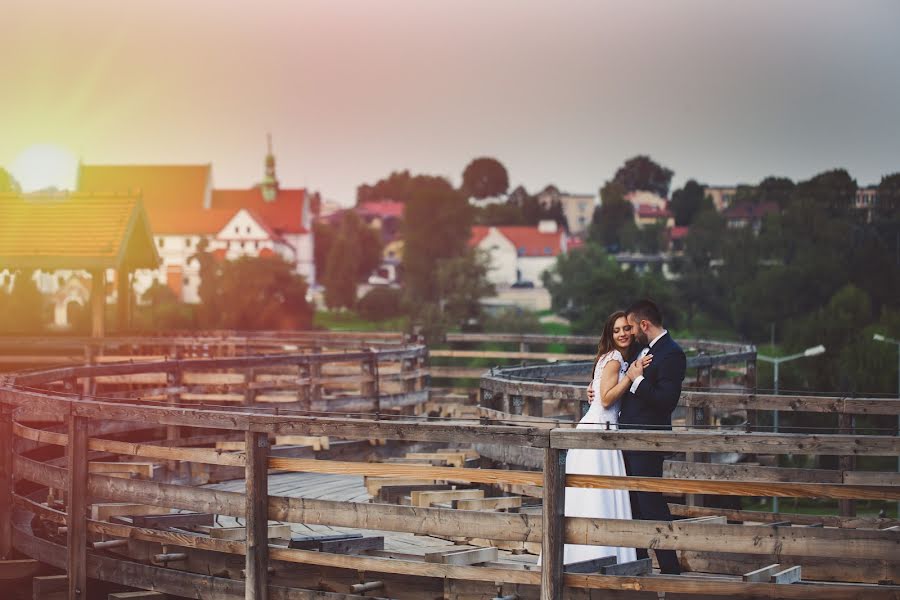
[2,0,899,203]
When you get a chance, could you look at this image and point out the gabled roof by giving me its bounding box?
[0,192,160,270]
[78,164,216,234]
[470,225,565,257]
[212,188,307,234]
[637,204,672,219]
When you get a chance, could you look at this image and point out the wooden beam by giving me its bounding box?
[90,504,169,522]
[129,513,214,530]
[33,574,67,600]
[424,547,498,565]
[0,405,12,559]
[66,413,88,600]
[541,447,565,600]
[598,558,652,576]
[90,269,104,338]
[770,566,802,584]
[743,564,782,583]
[108,592,167,600]
[669,504,900,529]
[88,462,155,479]
[563,556,617,573]
[317,536,384,555]
[207,524,292,541]
[453,497,522,511]
[0,558,39,579]
[246,430,270,600]
[411,489,483,508]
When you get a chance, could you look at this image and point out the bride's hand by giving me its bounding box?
[626,358,644,380]
[641,354,653,368]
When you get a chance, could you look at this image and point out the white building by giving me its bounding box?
[77,145,316,304]
[469,220,567,287]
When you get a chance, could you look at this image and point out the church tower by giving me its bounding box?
[261,133,279,202]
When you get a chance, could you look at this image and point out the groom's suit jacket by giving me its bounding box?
[618,332,686,431]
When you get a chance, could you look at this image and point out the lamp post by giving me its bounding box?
[873,333,900,518]
[757,344,826,513]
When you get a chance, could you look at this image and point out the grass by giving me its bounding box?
[313,310,408,332]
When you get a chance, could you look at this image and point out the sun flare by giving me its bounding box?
[9,144,79,193]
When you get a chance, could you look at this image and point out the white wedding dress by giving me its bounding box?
[562,349,635,565]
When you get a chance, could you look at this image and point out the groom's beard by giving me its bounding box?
[635,331,648,346]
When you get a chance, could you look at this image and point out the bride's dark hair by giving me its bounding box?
[592,310,636,372]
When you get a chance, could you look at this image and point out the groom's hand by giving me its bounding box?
[627,355,652,381]
[586,385,595,403]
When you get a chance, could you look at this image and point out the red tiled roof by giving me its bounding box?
[669,226,689,240]
[212,188,308,234]
[637,204,672,219]
[470,225,564,257]
[0,192,159,269]
[77,164,224,234]
[723,201,780,220]
[356,200,404,219]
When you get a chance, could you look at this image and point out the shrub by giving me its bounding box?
[357,287,405,322]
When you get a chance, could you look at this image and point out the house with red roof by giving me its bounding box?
[469,221,567,287]
[78,142,316,303]
[722,201,779,233]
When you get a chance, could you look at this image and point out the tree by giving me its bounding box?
[670,180,712,226]
[674,210,728,324]
[435,250,495,328]
[875,172,900,221]
[0,168,20,193]
[135,282,195,330]
[0,271,44,333]
[312,221,337,280]
[402,175,473,305]
[323,229,362,309]
[216,256,312,329]
[358,287,405,322]
[356,170,416,205]
[588,181,633,250]
[791,169,857,217]
[189,238,224,329]
[612,155,674,197]
[462,157,509,200]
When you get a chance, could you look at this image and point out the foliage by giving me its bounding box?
[0,271,45,333]
[0,168,20,193]
[313,309,407,332]
[215,256,313,329]
[357,286,405,322]
[435,250,496,328]
[542,243,679,334]
[356,170,416,205]
[670,179,712,226]
[134,282,196,330]
[588,181,633,250]
[462,157,509,199]
[312,221,336,281]
[321,212,382,309]
[876,172,900,221]
[190,238,223,329]
[612,155,674,197]
[483,307,543,334]
[474,185,567,230]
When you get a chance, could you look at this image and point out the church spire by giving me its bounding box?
[262,133,279,202]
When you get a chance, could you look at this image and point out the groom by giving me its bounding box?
[619,299,685,575]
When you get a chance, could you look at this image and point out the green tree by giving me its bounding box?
[675,210,727,324]
[588,181,633,250]
[189,238,224,329]
[875,172,900,221]
[216,256,312,329]
[312,221,337,280]
[135,281,195,330]
[791,169,857,218]
[323,229,362,309]
[402,175,473,305]
[435,250,495,328]
[670,179,712,226]
[356,170,416,205]
[612,155,674,197]
[462,157,509,199]
[1,270,44,333]
[0,168,21,193]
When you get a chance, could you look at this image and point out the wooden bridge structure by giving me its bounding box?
[0,332,897,599]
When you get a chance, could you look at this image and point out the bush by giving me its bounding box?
[357,287,405,322]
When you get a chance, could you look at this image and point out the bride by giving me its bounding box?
[561,310,650,565]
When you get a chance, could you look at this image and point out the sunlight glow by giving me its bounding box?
[9,144,79,192]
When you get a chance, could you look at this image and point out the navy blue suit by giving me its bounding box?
[618,332,685,574]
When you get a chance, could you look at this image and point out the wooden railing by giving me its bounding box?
[1,347,898,599]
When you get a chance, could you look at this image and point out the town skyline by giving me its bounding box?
[3,0,899,203]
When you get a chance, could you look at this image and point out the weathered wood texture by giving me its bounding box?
[66,413,88,600]
[246,431,270,600]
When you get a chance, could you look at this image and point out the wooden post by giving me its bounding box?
[67,412,89,599]
[245,431,270,600]
[297,361,311,414]
[310,347,322,410]
[362,352,379,413]
[166,364,182,473]
[115,268,130,333]
[540,447,565,600]
[686,366,713,507]
[244,368,257,407]
[0,404,13,559]
[838,411,856,517]
[90,269,105,339]
[82,344,94,396]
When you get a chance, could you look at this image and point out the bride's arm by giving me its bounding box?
[599,359,631,408]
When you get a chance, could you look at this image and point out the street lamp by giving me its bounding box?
[872,333,899,518]
[757,344,826,513]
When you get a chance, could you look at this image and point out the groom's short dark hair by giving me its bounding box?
[626,299,663,327]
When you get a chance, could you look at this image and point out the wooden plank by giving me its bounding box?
[405,452,467,467]
[88,462,155,479]
[743,564,782,583]
[598,558,652,576]
[0,558,39,579]
[90,504,170,522]
[541,447,565,600]
[274,436,330,451]
[33,574,67,600]
[669,503,900,529]
[207,524,291,541]
[107,592,167,600]
[771,566,802,584]
[67,413,88,600]
[550,428,900,457]
[453,496,522,511]
[429,349,592,361]
[215,441,245,451]
[563,555,618,573]
[288,533,363,550]
[664,460,843,483]
[375,484,452,504]
[425,547,498,565]
[129,513,215,530]
[0,406,12,560]
[364,477,436,496]
[246,431,270,600]
[682,550,899,584]
[318,536,384,555]
[411,489,483,508]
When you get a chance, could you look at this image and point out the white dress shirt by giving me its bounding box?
[629,329,668,393]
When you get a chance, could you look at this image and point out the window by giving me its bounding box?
[544,247,552,255]
[234,226,239,234]
[183,276,190,286]
[246,226,251,234]
[185,237,192,248]
[517,246,526,256]
[255,241,260,249]
[240,241,245,249]
[157,238,164,248]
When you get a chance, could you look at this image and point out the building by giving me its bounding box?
[854,186,878,222]
[634,204,675,229]
[722,201,779,233]
[705,186,738,212]
[77,143,316,304]
[469,220,567,287]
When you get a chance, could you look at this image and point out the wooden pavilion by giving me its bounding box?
[0,192,160,336]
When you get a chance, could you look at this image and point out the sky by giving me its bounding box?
[2,0,899,203]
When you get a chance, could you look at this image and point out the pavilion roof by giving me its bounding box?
[0,192,160,271]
